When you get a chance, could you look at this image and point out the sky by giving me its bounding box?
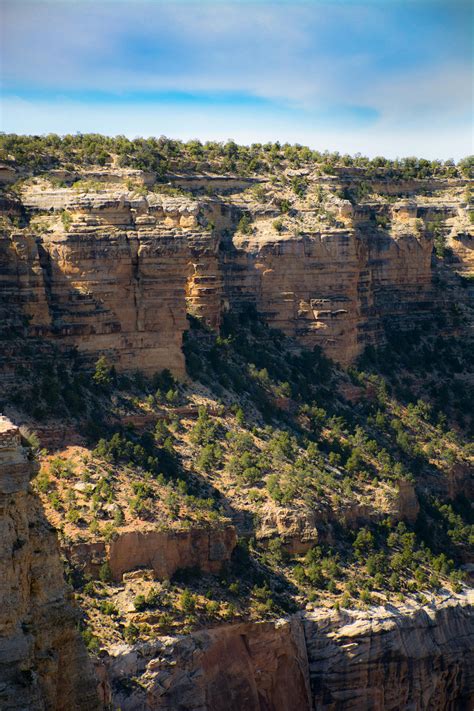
[0,0,472,159]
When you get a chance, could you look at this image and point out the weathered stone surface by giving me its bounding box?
[0,418,100,710]
[304,593,474,711]
[222,219,435,365]
[107,525,237,581]
[99,616,312,711]
[98,592,473,711]
[65,526,237,582]
[258,505,319,553]
[2,175,472,375]
[0,189,207,377]
[394,478,420,524]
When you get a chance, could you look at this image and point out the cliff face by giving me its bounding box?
[99,616,312,711]
[0,417,100,711]
[1,164,473,711]
[65,525,237,582]
[99,592,473,711]
[304,596,474,711]
[1,187,207,377]
[1,172,471,375]
[223,211,434,365]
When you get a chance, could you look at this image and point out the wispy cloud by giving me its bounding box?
[1,0,472,157]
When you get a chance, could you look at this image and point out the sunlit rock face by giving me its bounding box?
[0,416,101,711]
[303,595,474,711]
[97,593,473,711]
[2,172,471,376]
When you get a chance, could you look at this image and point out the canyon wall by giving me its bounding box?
[0,188,207,377]
[1,174,471,376]
[99,592,473,711]
[65,525,237,582]
[1,411,471,711]
[304,596,474,710]
[0,417,100,710]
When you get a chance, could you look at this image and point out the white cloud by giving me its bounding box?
[1,1,472,155]
[2,95,471,159]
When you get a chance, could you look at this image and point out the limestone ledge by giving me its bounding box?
[0,417,100,710]
[97,590,474,711]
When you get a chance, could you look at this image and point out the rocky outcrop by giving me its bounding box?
[1,174,472,375]
[257,506,318,553]
[0,189,208,377]
[107,525,237,582]
[223,212,436,365]
[0,416,100,710]
[394,478,420,524]
[99,616,312,711]
[99,592,473,711]
[304,593,474,710]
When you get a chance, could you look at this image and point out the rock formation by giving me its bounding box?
[98,592,473,711]
[1,172,472,376]
[304,594,474,710]
[66,525,237,582]
[1,160,473,711]
[98,616,312,711]
[0,416,100,711]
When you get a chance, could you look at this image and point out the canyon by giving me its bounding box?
[0,142,473,711]
[1,167,472,380]
[1,417,472,711]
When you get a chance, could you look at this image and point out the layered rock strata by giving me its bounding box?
[0,416,100,710]
[1,176,472,375]
[99,592,473,711]
[304,594,474,710]
[66,525,237,582]
[1,189,207,376]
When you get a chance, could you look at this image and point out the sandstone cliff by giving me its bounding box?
[98,592,473,711]
[1,158,473,711]
[1,171,472,376]
[66,525,237,582]
[0,417,100,711]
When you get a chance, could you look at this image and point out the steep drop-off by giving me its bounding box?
[1,144,473,711]
[0,417,100,711]
[98,593,473,711]
[1,168,472,375]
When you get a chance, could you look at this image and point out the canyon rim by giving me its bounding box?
[1,0,473,709]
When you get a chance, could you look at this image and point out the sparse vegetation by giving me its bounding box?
[2,133,472,654]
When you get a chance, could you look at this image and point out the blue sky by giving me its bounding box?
[1,0,472,158]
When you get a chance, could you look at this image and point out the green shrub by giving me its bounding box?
[92,356,112,388]
[99,561,112,582]
[237,214,252,234]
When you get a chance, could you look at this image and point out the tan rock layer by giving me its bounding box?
[107,525,237,581]
[1,181,472,375]
[0,418,100,710]
[99,593,473,711]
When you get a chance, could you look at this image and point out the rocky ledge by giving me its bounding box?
[0,417,100,711]
[98,591,473,711]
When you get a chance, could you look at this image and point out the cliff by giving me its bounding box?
[0,416,100,711]
[1,170,472,376]
[1,149,473,711]
[304,595,474,710]
[66,525,237,582]
[98,592,473,711]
